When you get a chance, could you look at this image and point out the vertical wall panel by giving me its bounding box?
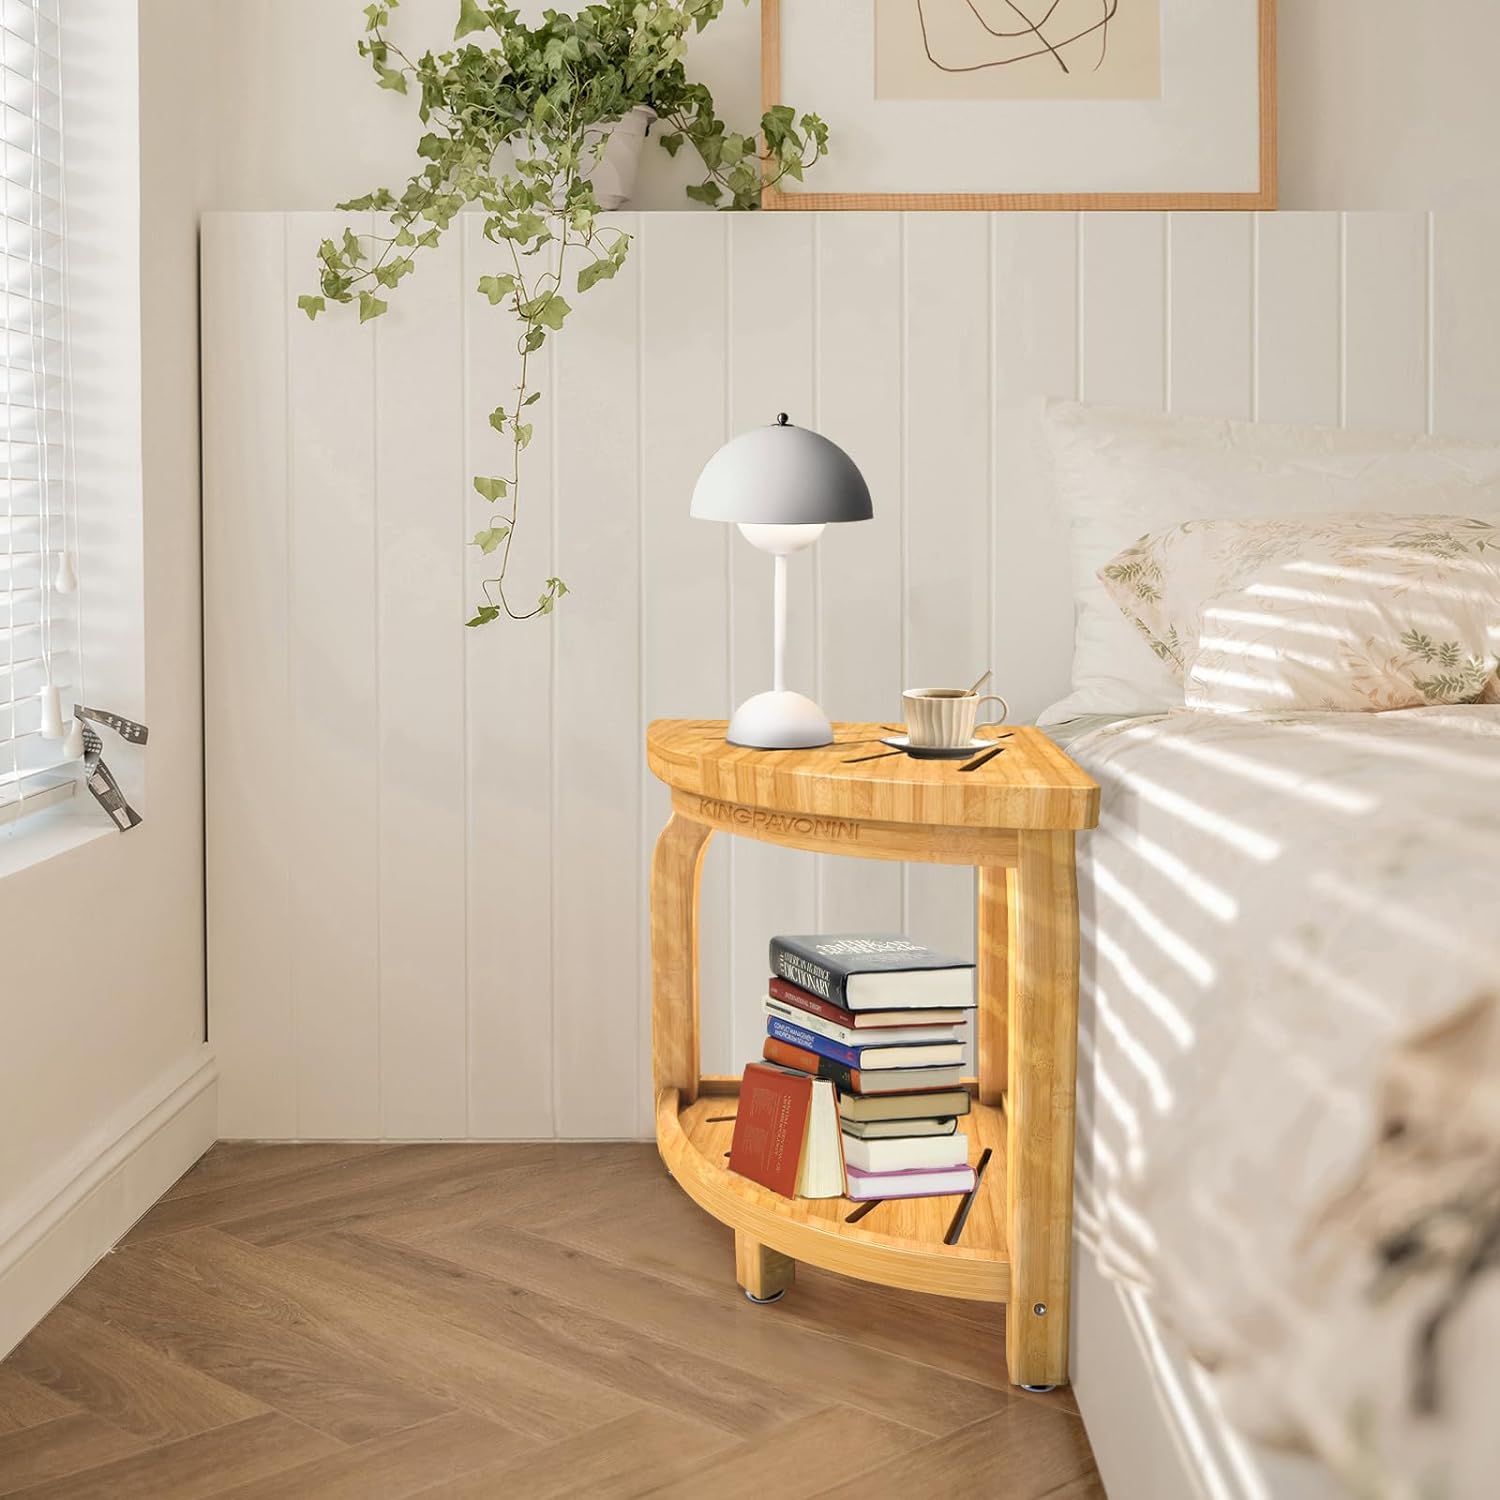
[464,220,556,1138]
[1079,213,1166,408]
[1344,213,1429,433]
[1255,213,1341,426]
[553,215,643,1137]
[375,233,468,1138]
[203,215,293,1138]
[815,214,904,934]
[1169,214,1253,419]
[205,211,1476,1140]
[639,214,732,1099]
[1431,210,1500,442]
[726,214,819,1068]
[285,214,379,1138]
[992,214,1079,724]
[903,215,993,964]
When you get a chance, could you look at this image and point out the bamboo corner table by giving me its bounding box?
[646,719,1100,1390]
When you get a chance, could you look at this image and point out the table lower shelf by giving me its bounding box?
[655,1084,1010,1304]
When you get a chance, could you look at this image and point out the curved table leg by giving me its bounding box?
[1006,829,1080,1389]
[651,812,713,1106]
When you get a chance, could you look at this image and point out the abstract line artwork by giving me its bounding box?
[875,0,1162,101]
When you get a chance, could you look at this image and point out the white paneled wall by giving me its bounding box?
[203,210,1500,1140]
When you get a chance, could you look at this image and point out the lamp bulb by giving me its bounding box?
[54,552,77,594]
[736,521,826,556]
[61,715,84,759]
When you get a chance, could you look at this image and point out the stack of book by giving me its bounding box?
[762,933,978,1201]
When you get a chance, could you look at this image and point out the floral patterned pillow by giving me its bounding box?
[1098,513,1500,712]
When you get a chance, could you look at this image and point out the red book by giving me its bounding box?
[768,976,969,1030]
[729,1063,844,1198]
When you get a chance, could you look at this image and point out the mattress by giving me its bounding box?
[1065,706,1500,1500]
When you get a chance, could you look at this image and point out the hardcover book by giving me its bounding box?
[845,1161,977,1201]
[842,1115,958,1140]
[763,1037,965,1094]
[838,1089,972,1122]
[764,996,964,1049]
[768,976,970,1030]
[728,1063,845,1199]
[769,934,976,1011]
[766,1014,964,1070]
[842,1130,970,1174]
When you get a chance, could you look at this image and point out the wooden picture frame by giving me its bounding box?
[761,0,1278,211]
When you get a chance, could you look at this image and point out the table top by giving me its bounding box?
[647,720,1099,832]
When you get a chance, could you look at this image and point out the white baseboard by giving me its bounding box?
[0,1047,218,1358]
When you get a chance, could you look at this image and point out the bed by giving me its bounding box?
[1057,708,1500,1500]
[1028,402,1500,1500]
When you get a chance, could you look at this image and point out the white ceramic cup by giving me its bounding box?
[902,688,1010,749]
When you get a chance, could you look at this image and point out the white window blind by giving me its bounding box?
[0,0,77,824]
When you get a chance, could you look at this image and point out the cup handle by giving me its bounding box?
[975,693,1009,727]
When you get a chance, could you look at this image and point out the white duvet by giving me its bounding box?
[1069,707,1500,1500]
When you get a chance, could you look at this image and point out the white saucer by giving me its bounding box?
[881,734,1002,761]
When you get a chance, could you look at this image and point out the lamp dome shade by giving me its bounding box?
[690,416,873,525]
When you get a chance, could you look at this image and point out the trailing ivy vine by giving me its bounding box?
[300,0,828,624]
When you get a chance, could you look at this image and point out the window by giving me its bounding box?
[0,0,76,826]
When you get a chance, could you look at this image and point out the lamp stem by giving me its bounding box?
[772,551,788,693]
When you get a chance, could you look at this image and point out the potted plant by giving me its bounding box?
[300,0,828,624]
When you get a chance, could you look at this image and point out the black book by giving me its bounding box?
[769,933,976,1012]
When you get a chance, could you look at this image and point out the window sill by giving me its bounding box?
[0,782,113,883]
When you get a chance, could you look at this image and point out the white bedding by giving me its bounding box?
[1068,706,1500,1500]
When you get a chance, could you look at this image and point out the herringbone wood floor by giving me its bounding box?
[0,1144,1105,1498]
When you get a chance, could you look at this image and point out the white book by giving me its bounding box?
[763,998,964,1049]
[841,1131,970,1174]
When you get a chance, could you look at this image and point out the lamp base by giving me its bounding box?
[726,690,833,749]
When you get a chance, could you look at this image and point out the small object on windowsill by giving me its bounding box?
[74,705,149,831]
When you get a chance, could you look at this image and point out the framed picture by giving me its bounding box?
[761,0,1277,210]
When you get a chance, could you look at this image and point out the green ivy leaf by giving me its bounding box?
[522,391,541,406]
[466,605,501,627]
[477,273,517,304]
[358,290,389,322]
[376,64,408,93]
[685,180,722,206]
[473,524,510,553]
[453,0,489,39]
[296,294,326,320]
[576,258,618,293]
[533,294,571,331]
[513,422,533,449]
[473,475,508,502]
[488,406,507,431]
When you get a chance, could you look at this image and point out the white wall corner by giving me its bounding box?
[0,1047,217,1359]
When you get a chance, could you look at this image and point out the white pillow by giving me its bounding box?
[1098,512,1500,713]
[1034,401,1500,724]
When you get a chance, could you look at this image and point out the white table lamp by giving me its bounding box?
[692,413,873,748]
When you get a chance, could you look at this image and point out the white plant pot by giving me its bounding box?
[584,105,655,210]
